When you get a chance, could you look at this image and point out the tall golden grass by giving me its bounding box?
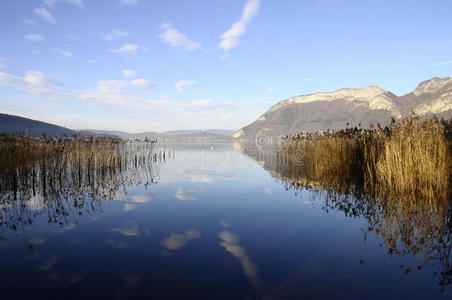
[278,116,451,288]
[284,115,451,202]
[0,135,162,236]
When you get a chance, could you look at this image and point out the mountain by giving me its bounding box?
[233,77,452,139]
[0,113,234,141]
[82,129,234,139]
[81,130,160,139]
[161,129,233,137]
[0,113,75,137]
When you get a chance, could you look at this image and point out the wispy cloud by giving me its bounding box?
[433,60,452,66]
[0,70,271,132]
[103,29,129,40]
[220,54,231,61]
[264,87,274,94]
[97,78,153,92]
[119,0,139,6]
[21,18,39,25]
[130,78,153,88]
[304,77,315,82]
[122,69,137,77]
[186,98,214,108]
[159,23,201,51]
[110,44,139,55]
[175,80,197,92]
[0,71,60,97]
[219,0,261,51]
[34,7,57,24]
[54,48,74,58]
[24,34,43,42]
[42,0,84,9]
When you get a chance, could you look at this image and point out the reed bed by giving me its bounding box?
[284,115,451,202]
[280,114,451,288]
[0,135,162,237]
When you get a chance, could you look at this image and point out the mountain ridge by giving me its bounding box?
[233,77,452,139]
[0,113,234,139]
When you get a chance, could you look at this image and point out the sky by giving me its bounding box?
[0,0,451,132]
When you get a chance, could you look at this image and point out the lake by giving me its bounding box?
[0,143,450,299]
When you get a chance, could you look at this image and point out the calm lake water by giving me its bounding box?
[0,143,450,299]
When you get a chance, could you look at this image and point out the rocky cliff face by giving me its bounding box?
[233,77,452,139]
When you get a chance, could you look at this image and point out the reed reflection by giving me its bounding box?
[0,136,163,243]
[238,142,451,290]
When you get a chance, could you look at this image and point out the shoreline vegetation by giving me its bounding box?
[0,136,163,242]
[283,114,451,201]
[280,114,451,289]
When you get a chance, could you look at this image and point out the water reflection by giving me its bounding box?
[162,229,201,252]
[0,142,450,298]
[238,143,452,289]
[0,141,162,244]
[219,231,263,290]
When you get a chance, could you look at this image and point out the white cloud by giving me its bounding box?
[159,24,201,51]
[130,78,153,88]
[42,0,84,9]
[97,78,153,93]
[187,98,214,108]
[304,77,315,82]
[54,48,74,58]
[24,34,43,42]
[219,0,261,51]
[103,29,129,40]
[119,0,139,6]
[122,69,137,77]
[433,60,452,66]
[110,44,139,55]
[174,80,197,91]
[0,70,271,132]
[264,87,274,94]
[34,7,57,24]
[21,18,39,25]
[96,80,131,93]
[220,54,231,61]
[0,71,60,97]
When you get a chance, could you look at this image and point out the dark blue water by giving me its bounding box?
[0,143,449,299]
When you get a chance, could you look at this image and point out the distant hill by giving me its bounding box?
[233,77,452,140]
[161,129,233,137]
[0,113,234,140]
[83,129,234,139]
[0,113,75,137]
[81,130,159,139]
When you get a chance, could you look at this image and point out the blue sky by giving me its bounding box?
[0,0,451,132]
